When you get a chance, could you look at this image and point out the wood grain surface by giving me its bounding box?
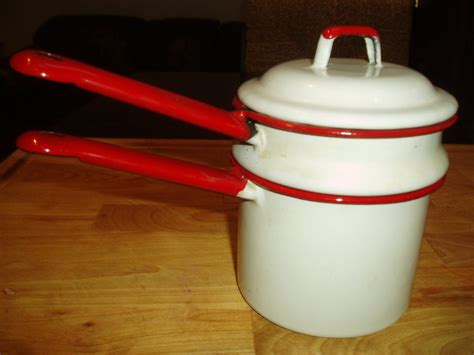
[0,140,473,354]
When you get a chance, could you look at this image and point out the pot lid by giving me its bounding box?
[238,26,458,130]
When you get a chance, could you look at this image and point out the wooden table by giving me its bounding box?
[1,140,473,353]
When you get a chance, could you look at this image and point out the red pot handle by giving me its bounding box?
[10,50,251,141]
[17,131,249,198]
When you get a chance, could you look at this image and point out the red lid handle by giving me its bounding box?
[313,25,382,69]
[322,25,380,40]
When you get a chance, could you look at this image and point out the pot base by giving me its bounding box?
[238,283,407,337]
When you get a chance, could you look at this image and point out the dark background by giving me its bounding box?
[1,0,472,161]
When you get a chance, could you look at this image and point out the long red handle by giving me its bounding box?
[17,131,248,197]
[10,50,251,141]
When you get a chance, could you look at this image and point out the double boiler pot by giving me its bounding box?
[11,26,458,337]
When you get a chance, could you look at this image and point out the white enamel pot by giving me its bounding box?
[11,26,457,337]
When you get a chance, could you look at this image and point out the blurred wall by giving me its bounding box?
[0,0,244,55]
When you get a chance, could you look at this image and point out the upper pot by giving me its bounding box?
[238,25,458,131]
[230,26,458,199]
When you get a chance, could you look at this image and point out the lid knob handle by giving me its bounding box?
[312,25,382,69]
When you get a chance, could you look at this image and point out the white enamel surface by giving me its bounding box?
[238,189,430,337]
[238,58,458,129]
[236,180,261,200]
[234,125,448,195]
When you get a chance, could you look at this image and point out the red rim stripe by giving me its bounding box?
[231,156,446,204]
[233,97,457,138]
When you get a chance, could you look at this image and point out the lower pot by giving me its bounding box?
[237,188,430,337]
[16,131,435,337]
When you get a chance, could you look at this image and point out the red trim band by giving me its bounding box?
[231,156,445,204]
[233,97,457,138]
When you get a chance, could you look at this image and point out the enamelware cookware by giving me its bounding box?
[10,26,457,337]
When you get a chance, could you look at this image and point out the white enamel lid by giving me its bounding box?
[238,26,458,130]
